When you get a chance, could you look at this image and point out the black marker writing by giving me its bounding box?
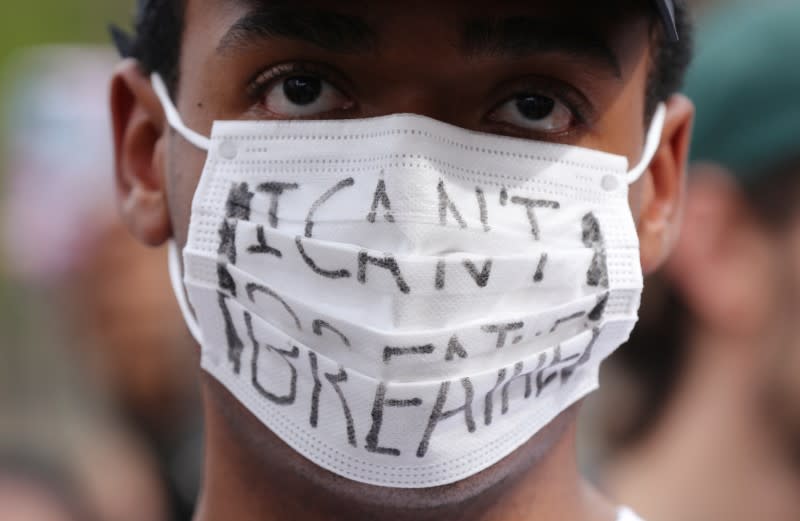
[218,292,244,374]
[549,311,586,333]
[218,263,237,298]
[501,361,534,415]
[325,368,357,447]
[246,282,302,331]
[296,237,352,279]
[463,259,493,288]
[438,179,467,229]
[444,335,469,361]
[535,357,559,397]
[218,220,238,265]
[365,384,422,456]
[246,312,300,406]
[306,178,355,238]
[384,344,435,364]
[582,213,609,288]
[476,188,490,232]
[257,182,299,229]
[366,177,395,224]
[588,293,609,321]
[312,319,351,348]
[510,196,560,240]
[308,352,356,447]
[435,259,446,290]
[534,253,548,283]
[309,352,323,428]
[248,225,282,258]
[358,252,410,294]
[559,327,599,382]
[482,322,524,349]
[484,369,507,426]
[226,182,254,221]
[535,340,588,397]
[417,379,476,458]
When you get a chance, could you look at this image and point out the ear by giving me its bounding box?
[110,58,172,246]
[665,166,772,334]
[637,94,694,274]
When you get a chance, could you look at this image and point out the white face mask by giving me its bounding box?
[154,74,665,489]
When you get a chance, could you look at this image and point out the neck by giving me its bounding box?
[607,327,800,521]
[195,378,616,521]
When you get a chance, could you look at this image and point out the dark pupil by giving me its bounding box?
[283,76,322,106]
[515,95,555,120]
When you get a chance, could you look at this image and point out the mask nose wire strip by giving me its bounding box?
[168,240,204,344]
[152,73,212,151]
[626,103,667,184]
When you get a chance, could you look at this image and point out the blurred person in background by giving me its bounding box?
[0,46,200,521]
[0,452,91,521]
[585,3,800,521]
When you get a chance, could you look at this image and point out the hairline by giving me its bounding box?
[133,0,688,126]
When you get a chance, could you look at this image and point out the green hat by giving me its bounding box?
[685,2,800,184]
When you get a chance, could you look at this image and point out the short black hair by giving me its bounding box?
[117,0,692,120]
[113,0,183,94]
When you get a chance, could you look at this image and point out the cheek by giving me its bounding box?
[166,136,208,247]
[626,175,651,226]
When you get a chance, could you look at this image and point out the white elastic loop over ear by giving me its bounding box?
[151,73,212,151]
[626,102,667,184]
[168,240,204,345]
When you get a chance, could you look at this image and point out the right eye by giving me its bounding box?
[487,93,574,134]
[261,74,354,118]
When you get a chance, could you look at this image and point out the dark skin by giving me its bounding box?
[110,1,693,519]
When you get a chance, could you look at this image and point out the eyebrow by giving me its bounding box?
[462,17,622,78]
[217,5,378,55]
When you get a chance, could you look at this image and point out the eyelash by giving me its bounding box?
[246,62,593,135]
[247,62,351,104]
[492,78,592,126]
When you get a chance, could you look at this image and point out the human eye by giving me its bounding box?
[249,63,355,119]
[489,93,573,133]
[485,78,591,137]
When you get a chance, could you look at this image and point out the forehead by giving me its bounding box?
[177,0,655,148]
[201,0,652,18]
[184,0,654,57]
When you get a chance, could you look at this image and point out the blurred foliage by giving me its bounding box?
[0,1,130,67]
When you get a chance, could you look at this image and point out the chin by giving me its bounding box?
[205,374,578,515]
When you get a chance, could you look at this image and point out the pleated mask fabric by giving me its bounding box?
[155,73,665,488]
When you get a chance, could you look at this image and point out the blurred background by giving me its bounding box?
[0,1,798,521]
[0,2,201,521]
[581,3,800,521]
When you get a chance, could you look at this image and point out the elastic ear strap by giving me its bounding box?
[151,73,212,151]
[168,241,204,345]
[626,103,667,184]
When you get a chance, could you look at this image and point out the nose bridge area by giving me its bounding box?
[358,9,483,124]
[358,53,489,127]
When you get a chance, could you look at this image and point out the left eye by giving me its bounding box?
[489,94,573,133]
[263,75,353,118]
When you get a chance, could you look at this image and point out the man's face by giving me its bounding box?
[112,0,691,508]
[166,0,657,249]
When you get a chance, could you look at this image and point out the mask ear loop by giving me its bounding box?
[151,73,212,151]
[168,240,204,345]
[625,103,667,184]
[154,72,207,344]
